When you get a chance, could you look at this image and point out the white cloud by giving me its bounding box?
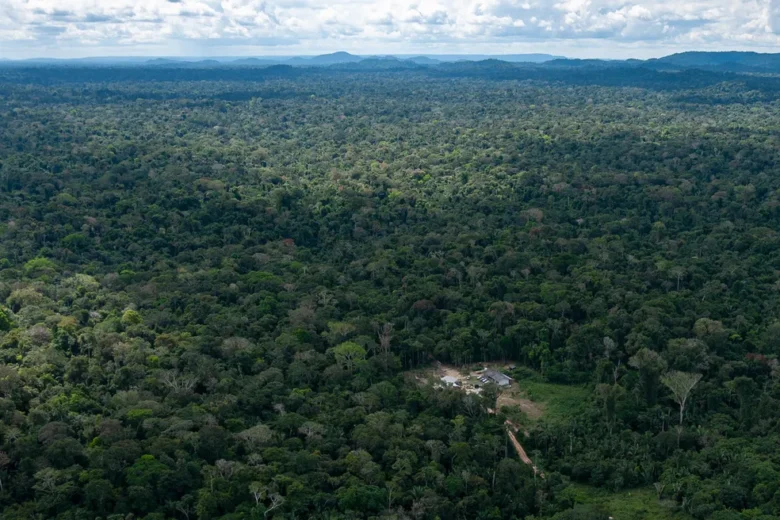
[0,0,778,58]
[771,0,780,32]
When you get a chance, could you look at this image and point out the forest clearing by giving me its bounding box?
[421,362,548,473]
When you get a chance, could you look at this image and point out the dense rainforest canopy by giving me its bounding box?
[0,63,779,520]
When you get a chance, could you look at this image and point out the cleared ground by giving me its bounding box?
[496,387,544,421]
[513,379,590,424]
[422,362,587,425]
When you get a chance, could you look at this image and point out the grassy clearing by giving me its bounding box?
[566,485,691,520]
[512,378,591,424]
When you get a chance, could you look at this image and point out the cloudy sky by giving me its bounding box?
[1,0,779,59]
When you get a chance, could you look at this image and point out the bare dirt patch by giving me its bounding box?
[429,362,486,394]
[440,364,466,380]
[428,363,545,419]
[497,389,544,421]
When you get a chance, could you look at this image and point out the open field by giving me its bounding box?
[512,378,591,424]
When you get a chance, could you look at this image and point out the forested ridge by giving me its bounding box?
[0,66,779,520]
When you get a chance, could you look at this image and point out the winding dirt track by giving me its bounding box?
[504,421,544,477]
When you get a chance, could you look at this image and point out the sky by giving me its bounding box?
[1,0,780,60]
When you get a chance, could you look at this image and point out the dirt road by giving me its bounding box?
[505,421,544,477]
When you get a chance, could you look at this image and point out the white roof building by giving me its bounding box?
[480,369,512,387]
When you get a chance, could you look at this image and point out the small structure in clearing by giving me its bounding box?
[480,369,512,387]
[440,375,460,387]
[423,362,543,476]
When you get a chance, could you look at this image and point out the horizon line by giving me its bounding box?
[2,49,779,62]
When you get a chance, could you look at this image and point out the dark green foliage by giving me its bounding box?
[0,307,11,331]
[0,66,778,520]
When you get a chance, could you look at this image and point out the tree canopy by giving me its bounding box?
[0,64,779,520]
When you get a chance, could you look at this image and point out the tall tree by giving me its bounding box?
[661,371,702,426]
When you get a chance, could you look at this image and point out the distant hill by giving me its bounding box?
[435,59,524,74]
[650,51,780,72]
[543,58,639,69]
[333,58,423,70]
[440,59,520,69]
[404,56,441,65]
[146,58,224,68]
[289,53,564,66]
[146,58,178,65]
[7,51,780,75]
[539,52,780,74]
[231,58,281,66]
[408,54,564,63]
[286,52,363,66]
[2,52,563,68]
[493,54,566,63]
